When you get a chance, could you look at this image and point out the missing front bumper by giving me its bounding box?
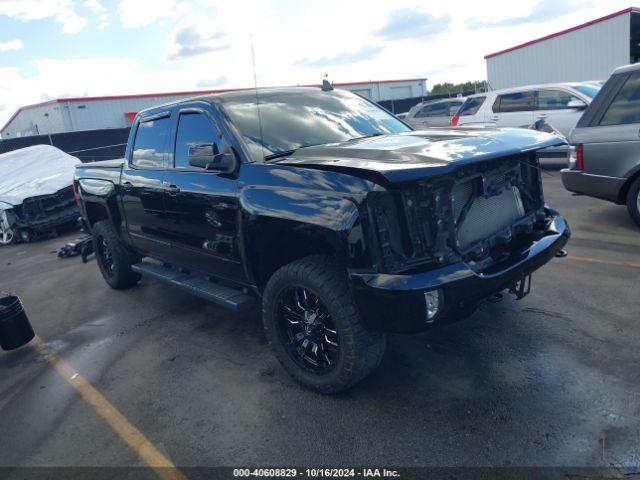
[349,208,570,333]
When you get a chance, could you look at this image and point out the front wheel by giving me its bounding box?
[626,177,640,228]
[0,226,16,246]
[262,255,386,394]
[92,220,141,289]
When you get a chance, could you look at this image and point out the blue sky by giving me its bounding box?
[0,0,633,127]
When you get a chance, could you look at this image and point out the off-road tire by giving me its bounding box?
[626,177,640,228]
[92,220,141,289]
[262,255,386,394]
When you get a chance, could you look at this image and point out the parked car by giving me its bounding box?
[562,63,640,227]
[75,87,569,393]
[451,82,602,137]
[0,145,80,245]
[404,98,464,128]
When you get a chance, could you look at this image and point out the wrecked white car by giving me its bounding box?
[0,145,80,245]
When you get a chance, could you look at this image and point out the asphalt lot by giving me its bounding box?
[0,167,639,473]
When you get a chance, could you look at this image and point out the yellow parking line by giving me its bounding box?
[31,337,187,480]
[567,255,640,269]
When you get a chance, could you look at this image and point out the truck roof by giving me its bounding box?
[136,86,328,118]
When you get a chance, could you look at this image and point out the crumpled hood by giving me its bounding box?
[0,145,80,209]
[277,127,565,183]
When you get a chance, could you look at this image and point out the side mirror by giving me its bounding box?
[567,99,587,110]
[188,144,237,173]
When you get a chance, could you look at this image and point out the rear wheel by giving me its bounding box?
[92,220,141,289]
[626,177,640,228]
[262,255,386,394]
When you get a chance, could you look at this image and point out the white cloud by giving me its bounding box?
[116,0,191,28]
[0,0,87,33]
[165,15,228,61]
[0,0,636,130]
[83,0,106,14]
[0,40,23,52]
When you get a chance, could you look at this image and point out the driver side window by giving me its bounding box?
[174,112,224,169]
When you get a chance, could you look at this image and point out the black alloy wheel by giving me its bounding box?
[91,220,141,289]
[276,286,340,374]
[96,235,115,277]
[262,255,386,394]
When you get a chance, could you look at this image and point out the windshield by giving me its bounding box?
[572,83,601,99]
[220,89,411,160]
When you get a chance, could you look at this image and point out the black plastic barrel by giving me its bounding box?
[0,293,35,351]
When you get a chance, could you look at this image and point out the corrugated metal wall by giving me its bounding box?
[487,12,630,89]
[67,94,200,131]
[339,80,426,101]
[3,103,69,138]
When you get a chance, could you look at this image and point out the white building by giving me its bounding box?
[0,78,426,139]
[485,7,640,90]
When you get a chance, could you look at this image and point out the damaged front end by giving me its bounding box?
[368,153,548,274]
[0,186,79,244]
[352,153,570,332]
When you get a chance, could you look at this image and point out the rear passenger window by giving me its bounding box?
[174,112,223,169]
[600,72,640,126]
[459,96,485,116]
[494,91,535,112]
[132,117,170,168]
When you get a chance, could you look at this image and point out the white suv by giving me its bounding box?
[451,82,601,137]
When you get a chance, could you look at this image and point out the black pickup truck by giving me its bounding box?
[74,87,570,393]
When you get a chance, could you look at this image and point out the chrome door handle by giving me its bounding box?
[121,181,133,191]
[166,185,180,195]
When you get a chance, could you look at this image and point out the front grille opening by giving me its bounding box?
[449,156,544,261]
[453,179,525,250]
[388,154,546,274]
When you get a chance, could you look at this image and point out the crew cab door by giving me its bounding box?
[120,112,173,258]
[162,105,246,283]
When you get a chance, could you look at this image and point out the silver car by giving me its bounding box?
[404,98,464,129]
[561,63,640,227]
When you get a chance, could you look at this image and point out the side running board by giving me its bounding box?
[131,262,256,313]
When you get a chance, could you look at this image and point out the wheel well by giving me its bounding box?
[84,202,110,227]
[249,226,339,289]
[619,171,640,204]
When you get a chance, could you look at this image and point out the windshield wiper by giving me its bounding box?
[264,144,320,161]
[264,149,297,161]
[347,132,384,142]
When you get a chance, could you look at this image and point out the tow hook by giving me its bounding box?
[555,249,568,258]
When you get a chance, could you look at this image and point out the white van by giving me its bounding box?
[451,82,601,137]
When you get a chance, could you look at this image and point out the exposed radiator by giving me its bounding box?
[454,183,525,250]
